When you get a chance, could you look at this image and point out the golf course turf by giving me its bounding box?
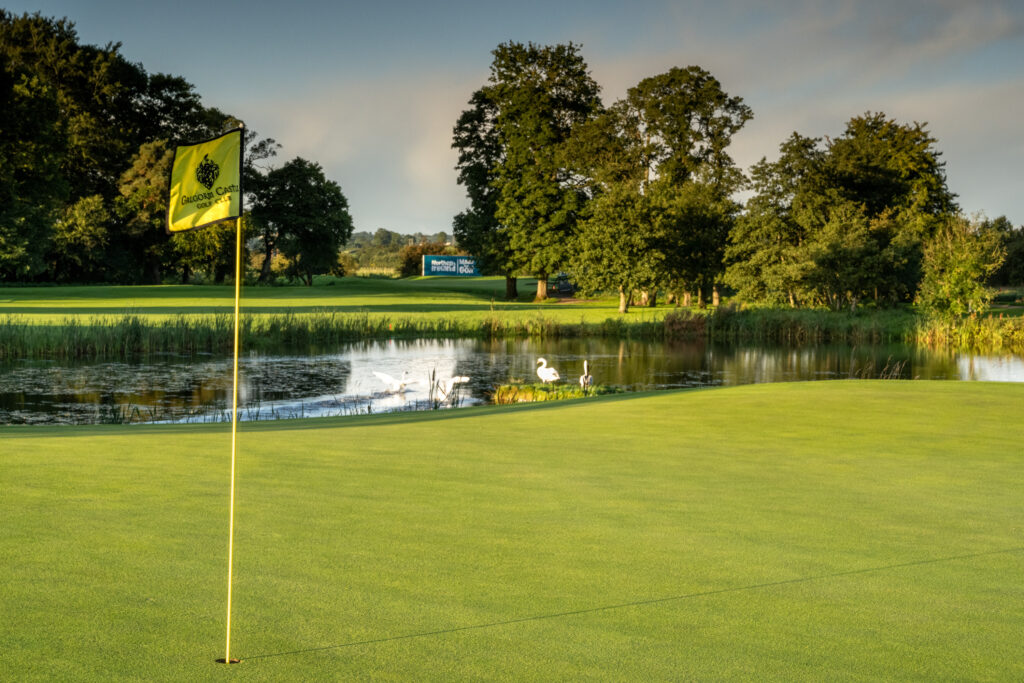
[2,381,1022,680]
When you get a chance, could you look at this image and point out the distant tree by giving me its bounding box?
[486,42,602,301]
[340,229,407,271]
[986,216,1024,286]
[397,240,461,277]
[916,216,1004,319]
[251,157,353,285]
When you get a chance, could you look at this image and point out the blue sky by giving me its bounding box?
[8,1,1024,233]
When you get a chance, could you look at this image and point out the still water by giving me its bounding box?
[1,338,1022,425]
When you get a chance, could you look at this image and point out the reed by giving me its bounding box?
[706,305,917,345]
[914,313,1024,353]
[491,383,621,404]
[3,306,1024,360]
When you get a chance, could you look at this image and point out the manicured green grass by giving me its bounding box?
[2,381,1022,680]
[0,277,644,325]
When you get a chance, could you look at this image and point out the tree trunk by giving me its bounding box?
[505,275,518,300]
[259,242,274,283]
[712,285,720,307]
[683,292,691,307]
[697,289,705,308]
[535,273,548,302]
[646,291,657,307]
[618,287,630,313]
[640,290,649,307]
[181,264,191,285]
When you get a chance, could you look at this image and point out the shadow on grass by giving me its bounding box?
[242,546,1023,662]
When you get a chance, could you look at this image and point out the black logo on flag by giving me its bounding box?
[195,154,220,190]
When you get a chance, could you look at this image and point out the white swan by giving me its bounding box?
[435,375,470,401]
[579,360,592,390]
[536,357,560,383]
[372,370,417,393]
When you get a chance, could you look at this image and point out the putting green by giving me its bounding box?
[2,381,1022,680]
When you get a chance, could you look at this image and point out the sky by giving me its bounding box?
[7,0,1024,234]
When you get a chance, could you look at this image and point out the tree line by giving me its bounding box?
[4,15,1022,308]
[0,12,353,286]
[452,42,1023,315]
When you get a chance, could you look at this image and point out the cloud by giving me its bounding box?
[236,72,480,233]
[229,0,1024,231]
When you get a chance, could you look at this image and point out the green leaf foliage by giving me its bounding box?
[916,216,1004,319]
[726,114,957,308]
[250,158,354,286]
[486,42,602,299]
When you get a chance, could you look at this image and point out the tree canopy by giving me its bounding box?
[250,158,353,285]
[725,113,960,310]
[0,11,349,285]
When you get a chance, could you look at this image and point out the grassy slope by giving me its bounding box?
[0,278,657,325]
[2,381,1022,680]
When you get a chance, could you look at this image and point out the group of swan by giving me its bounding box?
[537,358,593,389]
[373,358,592,396]
[371,370,469,399]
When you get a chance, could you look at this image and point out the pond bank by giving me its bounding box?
[2,307,1023,359]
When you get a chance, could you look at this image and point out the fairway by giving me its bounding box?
[2,381,1022,680]
[0,278,656,326]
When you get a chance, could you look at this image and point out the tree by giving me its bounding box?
[486,42,602,301]
[655,181,740,307]
[0,11,257,283]
[726,113,957,308]
[250,157,353,285]
[452,88,520,298]
[986,216,1024,287]
[566,65,751,307]
[50,194,109,281]
[626,66,752,190]
[0,45,66,280]
[115,140,174,283]
[725,133,825,306]
[571,185,661,313]
[916,216,1004,319]
[397,240,461,277]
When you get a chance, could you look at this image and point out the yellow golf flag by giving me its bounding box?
[167,128,243,233]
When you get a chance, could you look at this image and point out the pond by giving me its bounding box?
[1,338,1022,425]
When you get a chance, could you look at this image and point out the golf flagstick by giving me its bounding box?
[165,125,245,665]
[223,214,243,664]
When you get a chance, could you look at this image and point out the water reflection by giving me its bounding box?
[0,338,1019,425]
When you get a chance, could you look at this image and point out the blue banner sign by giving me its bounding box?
[422,255,480,277]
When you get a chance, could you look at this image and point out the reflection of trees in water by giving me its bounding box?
[0,356,353,423]
[0,340,1014,425]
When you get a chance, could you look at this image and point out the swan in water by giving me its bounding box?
[579,360,592,390]
[372,370,418,393]
[536,357,560,383]
[435,375,470,401]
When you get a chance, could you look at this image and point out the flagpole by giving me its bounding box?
[224,214,243,664]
